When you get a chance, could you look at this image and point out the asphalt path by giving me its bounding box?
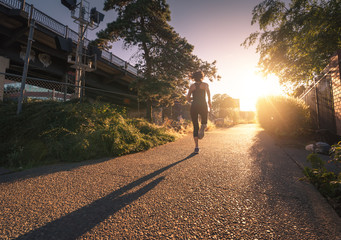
[0,124,340,239]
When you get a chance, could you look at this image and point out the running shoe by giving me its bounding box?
[198,124,207,139]
[194,147,199,154]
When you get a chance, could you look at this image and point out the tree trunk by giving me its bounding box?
[146,100,153,122]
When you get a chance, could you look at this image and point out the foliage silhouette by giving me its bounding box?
[95,0,220,121]
[243,0,341,89]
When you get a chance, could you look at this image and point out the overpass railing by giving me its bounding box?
[0,0,138,76]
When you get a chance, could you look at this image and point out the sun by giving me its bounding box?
[238,72,284,111]
[209,68,284,112]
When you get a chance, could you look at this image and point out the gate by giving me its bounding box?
[300,70,336,133]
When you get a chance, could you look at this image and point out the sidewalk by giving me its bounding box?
[280,143,341,218]
[0,125,340,239]
[0,167,13,175]
[281,146,341,174]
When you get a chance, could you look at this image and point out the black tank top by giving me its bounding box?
[192,82,206,104]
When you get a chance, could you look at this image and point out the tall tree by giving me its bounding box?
[242,0,341,87]
[95,0,219,121]
[212,94,239,119]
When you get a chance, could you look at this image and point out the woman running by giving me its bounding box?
[186,71,212,154]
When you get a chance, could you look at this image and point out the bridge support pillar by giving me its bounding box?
[0,56,10,102]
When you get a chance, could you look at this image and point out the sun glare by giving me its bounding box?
[239,72,283,111]
[210,68,284,112]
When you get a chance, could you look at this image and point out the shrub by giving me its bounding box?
[256,95,311,136]
[331,141,341,164]
[0,100,176,169]
[303,153,341,200]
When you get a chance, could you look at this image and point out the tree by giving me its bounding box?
[95,0,220,121]
[242,0,341,88]
[291,85,306,98]
[212,94,239,119]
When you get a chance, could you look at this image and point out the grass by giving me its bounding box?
[0,100,177,170]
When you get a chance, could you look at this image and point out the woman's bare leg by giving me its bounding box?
[194,136,199,148]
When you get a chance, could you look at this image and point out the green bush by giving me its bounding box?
[303,153,341,199]
[0,100,176,169]
[256,95,311,136]
[331,141,341,164]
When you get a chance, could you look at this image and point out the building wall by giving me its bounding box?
[331,50,341,135]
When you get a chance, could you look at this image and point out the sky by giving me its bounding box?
[26,0,285,111]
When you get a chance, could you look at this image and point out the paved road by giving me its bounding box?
[0,124,340,239]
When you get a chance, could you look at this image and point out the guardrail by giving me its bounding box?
[0,0,138,76]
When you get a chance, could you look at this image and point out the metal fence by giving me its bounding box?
[0,0,138,76]
[300,71,336,133]
[1,72,137,105]
[2,72,76,102]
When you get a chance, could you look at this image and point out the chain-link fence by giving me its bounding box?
[0,72,138,113]
[2,72,76,102]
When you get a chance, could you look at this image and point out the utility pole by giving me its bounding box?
[73,0,86,99]
[62,0,104,101]
[17,11,35,115]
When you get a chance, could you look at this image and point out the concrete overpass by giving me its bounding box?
[0,0,139,106]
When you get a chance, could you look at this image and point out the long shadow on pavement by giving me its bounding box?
[0,157,114,184]
[16,153,197,240]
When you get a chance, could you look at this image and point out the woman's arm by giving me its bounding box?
[206,83,212,110]
[186,84,194,102]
